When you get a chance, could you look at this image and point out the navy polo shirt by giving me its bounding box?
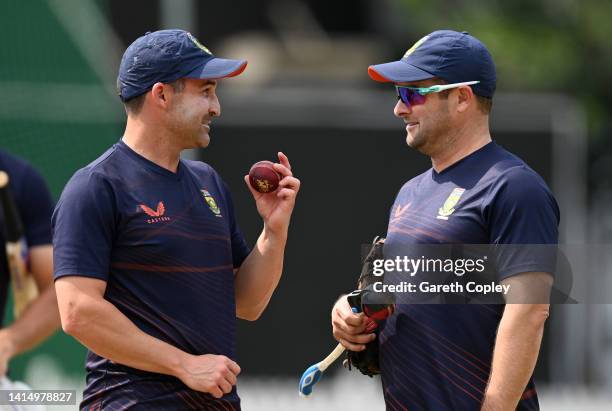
[380,142,559,410]
[52,140,250,410]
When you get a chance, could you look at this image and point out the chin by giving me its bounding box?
[406,134,413,146]
[406,134,418,148]
[195,134,210,148]
[406,134,426,152]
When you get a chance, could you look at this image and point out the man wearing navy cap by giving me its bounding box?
[332,30,558,410]
[53,29,300,410]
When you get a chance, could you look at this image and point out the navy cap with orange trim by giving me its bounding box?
[368,30,496,98]
[117,29,247,102]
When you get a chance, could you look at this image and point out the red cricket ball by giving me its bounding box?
[248,161,281,193]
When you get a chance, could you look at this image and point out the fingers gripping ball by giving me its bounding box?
[248,161,281,193]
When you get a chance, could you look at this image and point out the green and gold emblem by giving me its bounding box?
[437,187,465,220]
[187,33,212,55]
[201,189,222,217]
[403,35,430,58]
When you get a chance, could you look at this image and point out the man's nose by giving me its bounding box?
[209,95,221,117]
[393,98,411,118]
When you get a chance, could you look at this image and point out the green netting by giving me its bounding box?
[0,1,99,84]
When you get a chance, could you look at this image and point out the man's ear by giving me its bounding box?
[150,82,169,108]
[455,85,474,113]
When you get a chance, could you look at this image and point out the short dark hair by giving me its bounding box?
[121,78,186,115]
[475,95,492,114]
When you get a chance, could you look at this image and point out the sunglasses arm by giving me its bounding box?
[426,81,480,93]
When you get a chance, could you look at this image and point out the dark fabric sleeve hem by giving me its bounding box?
[25,226,52,247]
[27,239,52,248]
[498,264,556,281]
[54,270,109,282]
[233,247,251,269]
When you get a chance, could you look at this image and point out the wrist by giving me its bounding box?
[262,224,288,245]
[167,349,191,380]
[0,329,18,358]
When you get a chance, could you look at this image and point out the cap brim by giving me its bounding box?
[368,61,434,83]
[186,57,248,80]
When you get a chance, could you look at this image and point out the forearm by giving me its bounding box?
[0,285,60,356]
[63,290,187,378]
[1,244,60,358]
[481,304,549,410]
[234,226,287,320]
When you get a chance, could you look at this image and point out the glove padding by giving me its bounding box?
[344,332,381,377]
[343,238,393,377]
[357,236,385,289]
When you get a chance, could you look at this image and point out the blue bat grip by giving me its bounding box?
[298,364,322,396]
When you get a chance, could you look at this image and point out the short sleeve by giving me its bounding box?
[52,171,116,281]
[18,165,54,247]
[484,167,559,279]
[222,183,250,268]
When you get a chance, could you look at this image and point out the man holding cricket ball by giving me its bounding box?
[53,29,299,410]
[332,30,558,410]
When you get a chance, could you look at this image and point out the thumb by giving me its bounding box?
[244,175,262,200]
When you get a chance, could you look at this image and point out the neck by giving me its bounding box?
[122,116,182,173]
[430,117,492,173]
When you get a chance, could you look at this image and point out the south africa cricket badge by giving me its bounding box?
[437,187,465,220]
[200,189,222,217]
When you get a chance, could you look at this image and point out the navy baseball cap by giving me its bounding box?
[117,29,247,102]
[368,30,496,98]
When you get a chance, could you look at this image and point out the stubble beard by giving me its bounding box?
[406,123,437,157]
[169,100,210,149]
[409,107,453,158]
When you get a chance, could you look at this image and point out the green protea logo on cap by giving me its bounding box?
[187,32,212,55]
[403,35,430,58]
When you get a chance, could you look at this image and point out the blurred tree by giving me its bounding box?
[386,0,612,143]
